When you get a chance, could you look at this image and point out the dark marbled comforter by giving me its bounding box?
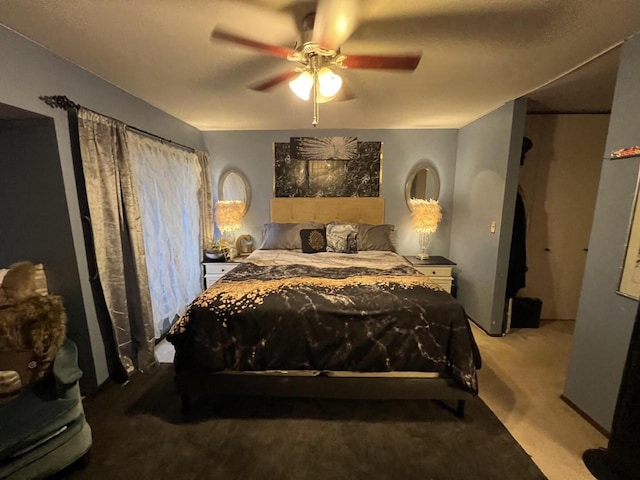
[168,261,481,394]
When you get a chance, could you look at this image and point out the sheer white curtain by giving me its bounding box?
[127,132,202,338]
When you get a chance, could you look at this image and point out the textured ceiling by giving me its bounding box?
[0,0,638,130]
[526,45,621,114]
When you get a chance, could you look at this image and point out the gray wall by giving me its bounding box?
[564,34,640,430]
[202,129,459,257]
[449,99,528,335]
[0,25,205,388]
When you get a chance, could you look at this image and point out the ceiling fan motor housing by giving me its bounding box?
[301,13,315,44]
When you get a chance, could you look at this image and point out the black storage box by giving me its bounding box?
[511,297,542,328]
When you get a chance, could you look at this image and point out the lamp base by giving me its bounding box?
[416,230,434,262]
[219,235,237,259]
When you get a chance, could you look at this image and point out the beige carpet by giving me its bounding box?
[474,320,607,480]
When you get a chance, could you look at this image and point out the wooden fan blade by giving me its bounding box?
[211,26,295,59]
[248,70,299,92]
[312,0,362,51]
[342,53,422,71]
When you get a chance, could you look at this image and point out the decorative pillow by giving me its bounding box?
[357,224,396,251]
[33,264,49,296]
[260,223,324,250]
[326,223,358,254]
[0,261,37,307]
[1,263,50,298]
[0,351,37,404]
[300,228,327,253]
[0,370,22,397]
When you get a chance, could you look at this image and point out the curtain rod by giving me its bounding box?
[39,95,196,153]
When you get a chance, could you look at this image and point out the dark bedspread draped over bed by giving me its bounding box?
[168,261,481,394]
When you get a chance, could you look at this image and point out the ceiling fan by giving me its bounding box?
[211,0,422,126]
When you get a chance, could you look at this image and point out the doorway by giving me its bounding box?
[518,114,610,320]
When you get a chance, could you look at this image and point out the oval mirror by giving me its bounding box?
[218,168,251,215]
[405,164,440,211]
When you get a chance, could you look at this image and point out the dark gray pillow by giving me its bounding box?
[260,223,324,250]
[300,228,327,253]
[357,224,395,251]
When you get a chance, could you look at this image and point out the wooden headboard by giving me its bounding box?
[271,198,385,224]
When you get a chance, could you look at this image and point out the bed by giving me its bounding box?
[167,198,481,417]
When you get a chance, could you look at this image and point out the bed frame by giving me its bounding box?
[177,371,472,418]
[176,197,476,418]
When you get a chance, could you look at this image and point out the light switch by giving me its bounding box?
[490,221,497,233]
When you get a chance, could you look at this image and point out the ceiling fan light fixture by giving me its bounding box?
[317,67,342,98]
[289,71,314,101]
[211,4,423,127]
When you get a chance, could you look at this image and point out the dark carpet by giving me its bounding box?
[56,365,546,480]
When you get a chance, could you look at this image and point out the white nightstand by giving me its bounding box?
[202,260,241,289]
[404,256,456,294]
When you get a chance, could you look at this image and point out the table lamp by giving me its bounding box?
[409,198,442,260]
[214,200,245,258]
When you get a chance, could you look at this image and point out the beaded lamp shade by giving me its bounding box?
[214,200,245,233]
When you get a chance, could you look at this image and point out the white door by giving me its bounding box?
[519,114,609,319]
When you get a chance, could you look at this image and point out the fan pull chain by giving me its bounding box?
[312,70,319,127]
[312,56,319,127]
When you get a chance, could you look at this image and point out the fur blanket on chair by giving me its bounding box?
[0,262,67,398]
[0,295,67,380]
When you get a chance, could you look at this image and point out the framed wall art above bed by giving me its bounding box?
[274,136,382,198]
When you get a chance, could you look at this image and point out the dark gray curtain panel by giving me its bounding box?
[77,108,155,375]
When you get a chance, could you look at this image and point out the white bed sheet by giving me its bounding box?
[245,249,411,270]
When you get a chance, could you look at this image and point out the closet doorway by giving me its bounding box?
[519,114,610,320]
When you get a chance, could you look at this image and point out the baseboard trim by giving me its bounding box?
[467,316,503,337]
[560,394,610,438]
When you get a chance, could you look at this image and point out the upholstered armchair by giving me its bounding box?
[0,262,91,479]
[0,338,92,479]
